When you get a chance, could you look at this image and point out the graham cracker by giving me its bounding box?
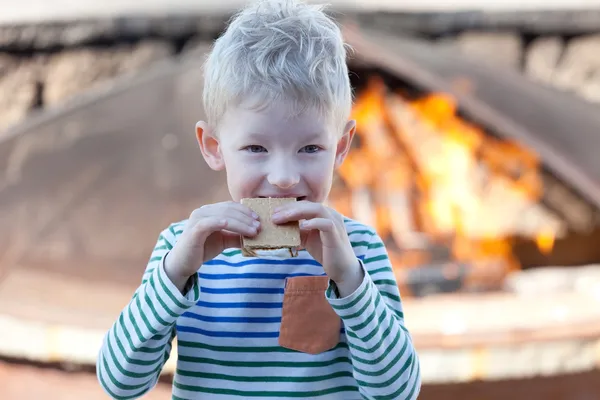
[241,197,301,257]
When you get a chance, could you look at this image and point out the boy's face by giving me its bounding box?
[197,101,355,203]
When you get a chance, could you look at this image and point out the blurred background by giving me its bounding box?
[1,0,600,399]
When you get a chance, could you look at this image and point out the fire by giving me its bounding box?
[333,77,563,292]
[536,229,556,255]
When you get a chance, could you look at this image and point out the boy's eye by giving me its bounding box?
[300,145,321,153]
[245,145,267,153]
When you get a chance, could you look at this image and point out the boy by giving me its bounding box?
[97,0,421,399]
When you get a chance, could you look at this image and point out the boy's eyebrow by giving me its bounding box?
[245,131,327,141]
[241,132,272,143]
[245,132,269,139]
[302,132,328,142]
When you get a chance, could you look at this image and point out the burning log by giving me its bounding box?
[385,93,565,242]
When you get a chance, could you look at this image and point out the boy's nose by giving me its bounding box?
[267,166,300,189]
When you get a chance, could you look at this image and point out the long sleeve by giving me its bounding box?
[326,230,421,400]
[97,227,201,399]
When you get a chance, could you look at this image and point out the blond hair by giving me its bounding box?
[203,0,352,134]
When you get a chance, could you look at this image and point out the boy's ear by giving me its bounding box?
[334,120,356,168]
[196,121,225,171]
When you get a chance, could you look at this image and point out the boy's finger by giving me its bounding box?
[189,216,229,241]
[299,218,338,248]
[271,201,327,223]
[219,209,260,228]
[192,216,258,240]
[196,202,258,220]
[224,201,260,219]
[222,219,259,237]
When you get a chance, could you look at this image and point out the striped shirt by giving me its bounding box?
[97,217,421,399]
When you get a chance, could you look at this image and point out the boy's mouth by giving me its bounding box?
[259,196,306,201]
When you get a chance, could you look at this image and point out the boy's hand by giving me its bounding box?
[165,201,260,291]
[271,201,364,297]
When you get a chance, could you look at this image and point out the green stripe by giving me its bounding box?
[161,332,176,377]
[348,229,375,237]
[348,294,382,332]
[161,233,173,250]
[350,240,384,249]
[373,279,397,287]
[167,226,178,242]
[143,290,169,327]
[368,266,394,276]
[365,262,404,315]
[356,352,414,388]
[97,361,146,400]
[141,268,155,284]
[364,254,388,264]
[126,302,147,345]
[350,319,403,362]
[118,314,167,355]
[106,331,163,379]
[101,352,149,391]
[352,330,409,377]
[192,274,200,298]
[345,290,379,321]
[178,355,351,368]
[149,273,179,318]
[380,291,402,307]
[113,324,166,366]
[325,283,334,298]
[135,294,159,337]
[370,356,419,400]
[347,311,397,355]
[330,281,368,311]
[173,381,358,397]
[347,307,389,343]
[157,263,189,310]
[405,362,421,400]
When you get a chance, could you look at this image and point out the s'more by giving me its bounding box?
[241,197,301,258]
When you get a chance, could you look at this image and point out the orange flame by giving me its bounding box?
[536,229,556,255]
[334,77,562,290]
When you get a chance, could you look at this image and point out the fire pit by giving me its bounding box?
[1,18,600,400]
[333,22,600,297]
[339,21,600,399]
[335,75,549,296]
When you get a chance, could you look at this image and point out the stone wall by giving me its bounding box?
[0,40,176,133]
[0,18,218,135]
[1,16,599,135]
[439,32,600,103]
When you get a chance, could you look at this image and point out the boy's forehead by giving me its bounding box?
[222,103,333,139]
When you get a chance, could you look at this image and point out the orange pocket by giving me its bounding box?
[278,276,341,354]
